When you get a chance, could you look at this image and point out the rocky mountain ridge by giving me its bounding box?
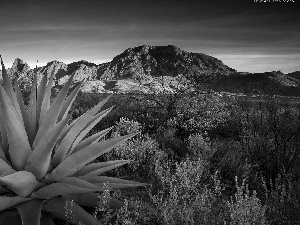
[1,45,300,96]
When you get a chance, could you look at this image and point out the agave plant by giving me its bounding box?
[0,56,145,225]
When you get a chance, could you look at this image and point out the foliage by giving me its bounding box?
[8,67,300,224]
[187,133,215,160]
[227,177,267,225]
[148,156,228,225]
[261,173,300,224]
[0,57,146,225]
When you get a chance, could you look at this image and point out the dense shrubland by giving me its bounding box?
[20,90,300,224]
[50,90,300,225]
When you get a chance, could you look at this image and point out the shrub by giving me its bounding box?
[261,173,300,224]
[187,133,215,160]
[228,177,267,225]
[112,117,142,137]
[105,133,161,183]
[149,156,227,225]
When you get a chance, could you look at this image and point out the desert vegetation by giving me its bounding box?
[55,89,300,224]
[1,57,300,224]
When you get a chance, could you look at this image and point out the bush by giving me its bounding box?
[228,177,267,225]
[149,157,228,225]
[261,173,300,224]
[187,133,215,160]
[112,117,142,137]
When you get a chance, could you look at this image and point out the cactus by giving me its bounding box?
[0,56,146,225]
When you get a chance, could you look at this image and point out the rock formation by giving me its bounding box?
[1,45,300,96]
[97,45,236,80]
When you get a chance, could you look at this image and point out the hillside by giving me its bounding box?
[1,45,300,96]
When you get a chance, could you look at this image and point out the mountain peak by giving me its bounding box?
[101,45,236,80]
[11,58,30,72]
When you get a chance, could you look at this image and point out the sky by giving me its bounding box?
[0,0,299,73]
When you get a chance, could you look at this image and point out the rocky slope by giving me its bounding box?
[1,45,300,96]
[97,45,236,80]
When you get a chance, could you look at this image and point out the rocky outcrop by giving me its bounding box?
[97,45,236,80]
[8,58,31,79]
[38,60,68,80]
[2,45,300,96]
[37,60,97,85]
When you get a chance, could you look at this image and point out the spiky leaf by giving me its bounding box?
[57,81,82,122]
[24,115,71,180]
[0,85,32,170]
[36,73,48,126]
[52,102,113,167]
[31,183,97,199]
[74,160,130,176]
[33,73,74,148]
[0,171,39,197]
[0,57,23,123]
[67,106,114,156]
[0,158,16,176]
[17,199,43,225]
[0,196,31,211]
[78,176,147,189]
[14,82,30,135]
[44,132,137,182]
[72,126,113,154]
[39,68,55,125]
[27,70,38,145]
[0,208,22,225]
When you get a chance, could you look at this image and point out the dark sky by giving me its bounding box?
[0,0,299,73]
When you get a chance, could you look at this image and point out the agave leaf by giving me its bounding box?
[84,94,113,117]
[52,102,113,168]
[39,68,55,125]
[0,85,32,170]
[0,100,9,156]
[0,57,23,123]
[60,176,99,189]
[0,208,22,225]
[56,115,82,147]
[0,144,8,162]
[16,199,43,225]
[85,161,130,176]
[27,70,38,145]
[40,213,55,225]
[0,171,39,197]
[30,182,97,199]
[44,132,137,182]
[43,196,102,225]
[0,196,31,211]
[33,73,74,149]
[0,158,16,176]
[66,192,124,209]
[0,186,9,194]
[14,82,30,135]
[67,107,114,156]
[57,81,82,123]
[36,73,48,127]
[72,126,113,154]
[74,160,130,177]
[78,176,147,189]
[24,114,71,180]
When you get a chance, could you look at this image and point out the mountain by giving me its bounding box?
[0,58,31,80]
[1,45,300,96]
[97,45,236,80]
